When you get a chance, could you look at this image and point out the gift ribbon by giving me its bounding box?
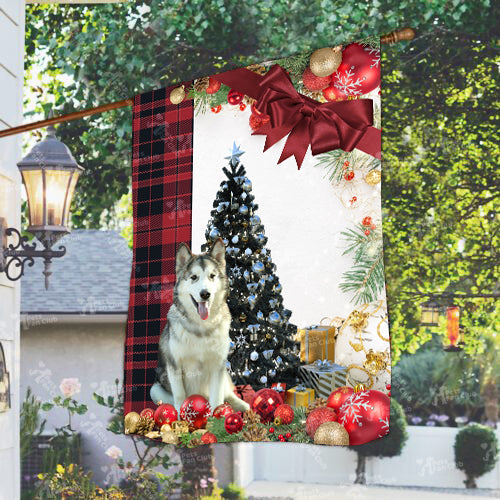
[315,359,334,372]
[216,64,381,169]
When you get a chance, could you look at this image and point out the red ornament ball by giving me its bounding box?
[212,403,234,420]
[140,408,154,420]
[362,216,373,227]
[331,43,380,97]
[211,105,222,114]
[338,390,390,446]
[154,403,178,427]
[179,394,211,430]
[344,171,355,181]
[224,412,244,434]
[251,389,283,423]
[201,432,218,444]
[269,427,275,433]
[365,229,371,236]
[249,113,270,132]
[206,77,221,94]
[327,386,354,412]
[387,392,391,397]
[274,403,294,425]
[322,84,347,102]
[386,384,391,390]
[285,432,292,439]
[305,407,337,439]
[239,103,247,111]
[302,66,331,91]
[278,434,285,441]
[227,88,244,105]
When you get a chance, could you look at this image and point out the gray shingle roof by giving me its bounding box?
[21,230,132,314]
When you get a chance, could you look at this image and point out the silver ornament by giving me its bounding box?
[209,227,220,239]
[256,234,265,244]
[243,369,251,377]
[243,270,251,281]
[224,220,230,227]
[274,283,282,293]
[241,192,248,200]
[269,311,281,324]
[269,298,279,308]
[259,277,266,287]
[250,215,261,225]
[232,235,239,244]
[263,349,274,360]
[247,283,259,292]
[245,248,252,256]
[223,239,229,245]
[250,351,259,361]
[257,311,264,320]
[243,178,252,192]
[276,356,283,365]
[253,261,265,273]
[248,294,257,309]
[269,369,276,378]
[260,375,268,384]
[239,205,249,215]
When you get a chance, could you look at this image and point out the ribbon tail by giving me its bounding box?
[278,120,310,169]
[354,126,381,159]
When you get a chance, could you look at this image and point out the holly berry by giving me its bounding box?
[352,196,357,202]
[269,427,274,433]
[362,216,373,227]
[285,432,292,439]
[386,384,391,390]
[344,171,355,181]
[239,103,247,111]
[206,77,221,94]
[371,223,377,230]
[211,105,222,113]
[387,392,391,397]
[344,160,350,167]
[365,229,371,236]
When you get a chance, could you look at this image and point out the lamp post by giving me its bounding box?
[420,299,440,327]
[0,125,83,289]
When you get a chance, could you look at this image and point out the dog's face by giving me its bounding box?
[175,238,227,321]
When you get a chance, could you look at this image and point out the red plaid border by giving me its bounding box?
[124,85,193,414]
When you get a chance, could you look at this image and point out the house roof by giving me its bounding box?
[21,230,132,314]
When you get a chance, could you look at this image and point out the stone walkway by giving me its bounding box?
[246,481,500,499]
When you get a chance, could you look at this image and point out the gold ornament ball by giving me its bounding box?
[170,85,185,105]
[124,411,140,434]
[314,422,350,446]
[365,170,382,186]
[309,47,342,77]
[239,313,247,322]
[162,430,179,445]
[171,420,190,435]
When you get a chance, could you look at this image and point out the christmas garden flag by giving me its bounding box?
[124,38,392,447]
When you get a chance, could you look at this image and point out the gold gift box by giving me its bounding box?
[296,319,339,363]
[285,386,315,407]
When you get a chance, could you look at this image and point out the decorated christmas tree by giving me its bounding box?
[201,143,300,388]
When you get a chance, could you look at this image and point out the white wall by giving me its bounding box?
[241,426,500,489]
[0,1,25,499]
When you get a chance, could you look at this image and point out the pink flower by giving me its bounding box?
[200,479,208,489]
[59,378,81,398]
[105,445,123,460]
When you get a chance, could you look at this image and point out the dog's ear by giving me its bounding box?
[176,242,192,275]
[209,238,226,266]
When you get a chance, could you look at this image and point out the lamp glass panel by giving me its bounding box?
[44,169,72,226]
[21,169,44,227]
[62,171,80,226]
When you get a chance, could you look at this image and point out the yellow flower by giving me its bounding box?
[56,464,65,474]
[68,463,74,474]
[37,473,44,480]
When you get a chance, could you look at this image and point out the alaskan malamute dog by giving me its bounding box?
[150,238,249,412]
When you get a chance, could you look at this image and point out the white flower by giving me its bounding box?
[59,378,81,398]
[105,445,123,460]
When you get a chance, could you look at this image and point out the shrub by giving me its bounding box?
[454,423,498,488]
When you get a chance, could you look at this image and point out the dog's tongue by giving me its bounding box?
[198,302,209,320]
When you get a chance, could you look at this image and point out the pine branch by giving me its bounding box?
[357,35,381,49]
[187,83,231,115]
[274,50,312,85]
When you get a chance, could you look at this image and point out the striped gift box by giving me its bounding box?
[298,361,347,399]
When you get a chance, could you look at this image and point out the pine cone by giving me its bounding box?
[194,77,210,92]
[305,397,328,417]
[243,409,261,425]
[242,424,270,442]
[247,64,268,75]
[188,437,202,447]
[135,416,155,435]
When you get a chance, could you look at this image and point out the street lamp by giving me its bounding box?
[0,125,83,289]
[420,299,440,327]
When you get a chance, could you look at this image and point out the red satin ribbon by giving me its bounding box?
[217,64,381,169]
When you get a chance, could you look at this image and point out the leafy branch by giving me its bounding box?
[339,223,385,305]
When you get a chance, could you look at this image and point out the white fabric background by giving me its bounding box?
[192,103,386,329]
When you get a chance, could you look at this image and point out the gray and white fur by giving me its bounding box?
[150,238,249,413]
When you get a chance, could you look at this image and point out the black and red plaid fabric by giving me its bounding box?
[124,84,194,414]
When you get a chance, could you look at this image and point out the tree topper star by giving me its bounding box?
[225,142,245,165]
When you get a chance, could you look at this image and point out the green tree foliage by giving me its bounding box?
[24,2,498,360]
[454,423,498,488]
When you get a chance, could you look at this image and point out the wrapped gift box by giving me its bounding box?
[271,382,287,396]
[299,360,347,399]
[234,384,256,405]
[296,321,337,363]
[285,385,315,407]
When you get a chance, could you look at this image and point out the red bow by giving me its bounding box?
[252,65,374,168]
